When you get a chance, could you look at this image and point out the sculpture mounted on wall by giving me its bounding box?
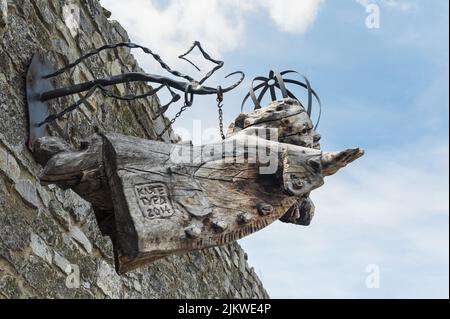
[27,42,364,274]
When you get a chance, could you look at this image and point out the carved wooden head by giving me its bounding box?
[228,98,321,149]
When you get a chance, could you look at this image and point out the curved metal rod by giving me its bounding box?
[37,83,175,127]
[272,70,288,99]
[40,71,245,102]
[269,84,277,101]
[241,73,290,111]
[242,70,292,111]
[184,83,194,107]
[240,69,322,129]
[37,71,244,126]
[282,78,322,130]
[280,70,313,116]
[241,80,300,112]
[28,41,246,141]
[241,80,267,111]
[249,76,269,109]
[273,83,298,101]
[44,42,197,83]
[178,41,224,85]
[152,98,181,120]
[257,84,270,105]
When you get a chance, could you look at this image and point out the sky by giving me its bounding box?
[100,0,449,298]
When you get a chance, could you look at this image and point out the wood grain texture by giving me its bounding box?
[37,98,364,273]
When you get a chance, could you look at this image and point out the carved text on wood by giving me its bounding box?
[135,183,175,220]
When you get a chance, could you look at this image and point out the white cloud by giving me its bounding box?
[356,0,416,11]
[255,0,324,34]
[100,0,323,71]
[313,142,449,227]
[240,140,449,298]
[383,0,416,11]
[100,0,244,72]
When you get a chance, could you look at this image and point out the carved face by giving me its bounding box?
[278,111,321,149]
[227,98,321,149]
[226,98,322,226]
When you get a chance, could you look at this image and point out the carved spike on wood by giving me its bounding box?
[322,148,365,176]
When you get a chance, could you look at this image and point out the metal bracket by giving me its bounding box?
[26,53,56,150]
[25,42,244,149]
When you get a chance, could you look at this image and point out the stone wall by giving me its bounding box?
[0,0,268,298]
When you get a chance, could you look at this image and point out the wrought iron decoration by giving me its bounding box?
[28,42,364,274]
[241,69,322,129]
[26,41,244,149]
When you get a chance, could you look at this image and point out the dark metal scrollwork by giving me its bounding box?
[27,41,244,145]
[241,70,322,130]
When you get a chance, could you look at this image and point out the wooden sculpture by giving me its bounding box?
[34,98,364,273]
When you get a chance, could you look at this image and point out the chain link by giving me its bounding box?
[157,102,192,139]
[158,92,226,141]
[217,91,225,140]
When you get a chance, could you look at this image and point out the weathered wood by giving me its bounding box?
[227,98,322,149]
[38,135,112,211]
[33,136,74,166]
[36,98,364,273]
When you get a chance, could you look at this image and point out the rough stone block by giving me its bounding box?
[97,260,122,298]
[53,251,71,274]
[0,274,21,299]
[60,190,91,222]
[0,0,7,30]
[69,225,93,254]
[14,179,39,209]
[0,147,20,183]
[48,200,71,230]
[30,232,52,264]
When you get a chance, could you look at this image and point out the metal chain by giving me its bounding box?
[157,102,192,139]
[157,88,226,141]
[217,102,225,140]
[40,42,240,140]
[216,86,225,140]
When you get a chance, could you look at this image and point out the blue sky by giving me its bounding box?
[101,0,449,298]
